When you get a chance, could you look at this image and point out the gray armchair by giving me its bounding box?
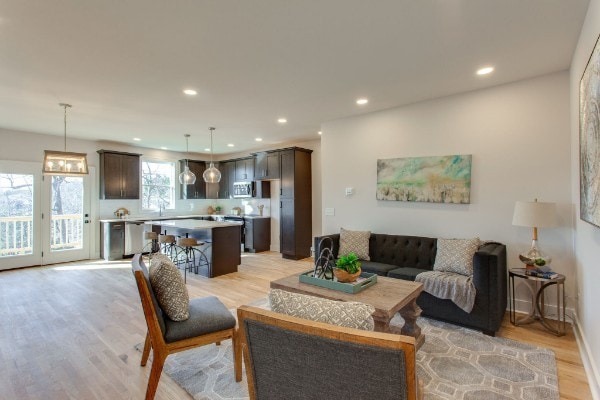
[237,305,422,400]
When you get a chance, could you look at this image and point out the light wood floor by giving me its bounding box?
[0,252,591,399]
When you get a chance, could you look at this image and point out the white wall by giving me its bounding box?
[570,0,600,397]
[321,72,574,311]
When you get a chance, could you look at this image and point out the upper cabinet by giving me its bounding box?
[179,160,206,199]
[235,157,254,182]
[254,151,280,180]
[98,150,141,199]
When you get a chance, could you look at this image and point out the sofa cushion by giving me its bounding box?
[149,253,190,321]
[359,260,400,276]
[338,228,371,260]
[268,289,375,331]
[387,267,430,281]
[433,238,480,276]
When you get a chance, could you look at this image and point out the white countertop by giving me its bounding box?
[144,219,242,229]
[99,214,269,223]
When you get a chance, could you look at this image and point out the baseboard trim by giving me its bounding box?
[510,298,575,322]
[572,311,600,400]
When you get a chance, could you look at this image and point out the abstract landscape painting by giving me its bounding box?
[580,34,600,227]
[376,155,472,204]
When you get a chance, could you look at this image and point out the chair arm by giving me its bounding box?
[472,243,508,324]
[314,234,340,259]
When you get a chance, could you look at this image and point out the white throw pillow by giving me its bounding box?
[338,228,371,260]
[268,289,375,331]
[149,253,190,321]
[433,238,480,276]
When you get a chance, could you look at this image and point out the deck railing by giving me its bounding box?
[0,214,83,256]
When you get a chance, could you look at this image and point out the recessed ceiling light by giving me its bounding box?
[160,146,167,150]
[356,98,368,105]
[227,143,234,147]
[318,131,322,135]
[277,118,287,124]
[204,148,210,152]
[133,137,141,141]
[476,67,494,75]
[183,89,197,95]
[255,137,263,142]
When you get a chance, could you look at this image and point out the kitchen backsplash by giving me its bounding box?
[99,198,271,220]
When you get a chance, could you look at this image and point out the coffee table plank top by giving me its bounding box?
[270,273,423,320]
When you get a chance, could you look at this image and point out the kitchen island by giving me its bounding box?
[146,219,242,278]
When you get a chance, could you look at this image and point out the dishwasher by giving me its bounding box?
[124,221,146,256]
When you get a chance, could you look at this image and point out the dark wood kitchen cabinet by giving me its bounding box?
[214,161,236,199]
[235,157,254,182]
[179,159,206,199]
[97,150,141,199]
[244,217,271,253]
[279,147,312,260]
[253,151,280,180]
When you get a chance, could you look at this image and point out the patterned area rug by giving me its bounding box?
[142,304,558,400]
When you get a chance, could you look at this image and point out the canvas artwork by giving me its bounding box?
[580,34,600,228]
[376,154,472,204]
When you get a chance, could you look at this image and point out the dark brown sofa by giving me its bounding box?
[314,233,507,336]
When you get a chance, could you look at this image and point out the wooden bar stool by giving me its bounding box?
[175,237,210,283]
[158,234,177,260]
[141,231,159,255]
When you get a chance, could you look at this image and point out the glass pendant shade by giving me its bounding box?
[179,164,196,184]
[203,127,221,183]
[178,134,196,184]
[43,103,89,176]
[203,162,221,183]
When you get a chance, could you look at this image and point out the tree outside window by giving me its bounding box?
[142,160,175,210]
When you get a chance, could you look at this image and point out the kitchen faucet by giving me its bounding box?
[159,202,164,217]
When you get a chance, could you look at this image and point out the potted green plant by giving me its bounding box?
[334,252,362,283]
[215,205,222,214]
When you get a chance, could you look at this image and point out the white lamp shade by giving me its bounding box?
[512,200,557,228]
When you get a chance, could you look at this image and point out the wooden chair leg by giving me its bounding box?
[216,341,221,346]
[141,332,152,366]
[233,329,242,382]
[145,351,167,400]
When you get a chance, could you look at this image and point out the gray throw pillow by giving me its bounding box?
[268,289,375,331]
[338,228,371,260]
[149,254,190,321]
[433,237,480,276]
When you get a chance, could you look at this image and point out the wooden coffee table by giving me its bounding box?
[270,273,425,348]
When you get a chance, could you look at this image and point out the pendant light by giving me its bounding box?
[43,103,89,176]
[203,127,221,183]
[179,134,197,184]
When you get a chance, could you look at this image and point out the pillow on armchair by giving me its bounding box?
[338,228,371,260]
[268,289,375,331]
[149,253,190,321]
[433,237,480,276]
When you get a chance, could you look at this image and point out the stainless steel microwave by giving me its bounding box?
[233,181,254,198]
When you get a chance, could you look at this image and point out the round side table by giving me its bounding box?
[509,268,566,336]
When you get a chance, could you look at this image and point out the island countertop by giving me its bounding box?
[143,219,242,229]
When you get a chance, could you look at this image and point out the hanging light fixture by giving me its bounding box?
[43,103,89,176]
[178,134,197,184]
[203,127,221,183]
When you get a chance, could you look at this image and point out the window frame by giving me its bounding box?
[140,159,176,211]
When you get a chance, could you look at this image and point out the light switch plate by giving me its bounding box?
[325,207,335,216]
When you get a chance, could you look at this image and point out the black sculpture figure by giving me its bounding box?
[313,237,335,280]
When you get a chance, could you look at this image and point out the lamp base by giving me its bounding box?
[518,239,551,269]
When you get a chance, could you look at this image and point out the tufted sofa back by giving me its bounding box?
[370,234,437,269]
[314,233,438,270]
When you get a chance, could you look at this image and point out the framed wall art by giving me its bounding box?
[580,33,600,227]
[376,154,472,204]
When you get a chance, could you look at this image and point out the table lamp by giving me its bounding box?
[512,199,557,269]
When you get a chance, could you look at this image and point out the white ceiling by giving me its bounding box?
[0,0,590,155]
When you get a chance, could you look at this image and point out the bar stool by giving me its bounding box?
[175,237,210,283]
[158,234,177,260]
[141,231,159,255]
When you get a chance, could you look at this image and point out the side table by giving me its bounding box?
[509,268,566,336]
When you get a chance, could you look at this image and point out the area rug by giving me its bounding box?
[141,304,558,400]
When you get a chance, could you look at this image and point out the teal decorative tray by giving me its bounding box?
[298,270,377,294]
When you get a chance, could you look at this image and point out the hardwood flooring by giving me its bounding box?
[0,252,592,399]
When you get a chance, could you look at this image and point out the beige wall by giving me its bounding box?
[570,0,600,397]
[321,72,574,314]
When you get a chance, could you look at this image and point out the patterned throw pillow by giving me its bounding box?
[149,253,190,321]
[268,289,375,331]
[338,228,371,260]
[433,237,480,276]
